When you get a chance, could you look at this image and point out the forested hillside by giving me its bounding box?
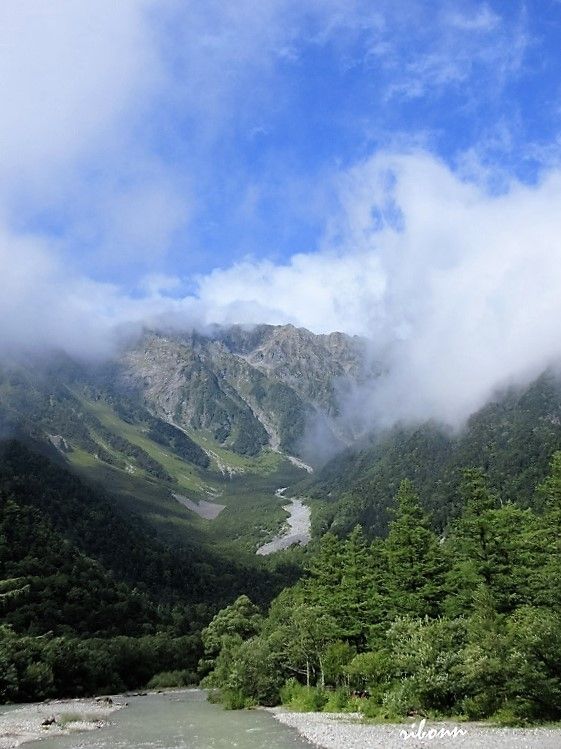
[310,371,561,537]
[204,459,561,723]
[0,440,298,702]
[4,335,561,718]
[0,351,312,555]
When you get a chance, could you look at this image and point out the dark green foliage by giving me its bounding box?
[229,409,269,456]
[0,364,176,477]
[313,372,561,536]
[146,420,209,468]
[93,423,173,481]
[0,499,160,637]
[336,527,379,646]
[170,362,269,456]
[146,669,196,689]
[0,627,199,702]
[444,471,546,616]
[0,440,302,703]
[108,391,210,466]
[0,440,292,612]
[257,382,308,454]
[205,459,561,723]
[385,480,445,619]
[200,595,262,675]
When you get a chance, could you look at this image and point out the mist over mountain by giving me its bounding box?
[4,153,561,442]
[5,2,561,724]
[0,324,374,468]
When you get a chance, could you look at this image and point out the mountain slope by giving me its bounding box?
[309,371,561,537]
[0,439,297,616]
[0,324,373,556]
[118,325,370,458]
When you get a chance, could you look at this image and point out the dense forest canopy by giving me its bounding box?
[203,459,561,724]
[0,440,297,702]
[310,372,561,537]
[4,367,561,720]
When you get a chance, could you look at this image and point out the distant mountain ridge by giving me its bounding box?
[0,323,373,556]
[118,324,372,459]
[5,324,561,557]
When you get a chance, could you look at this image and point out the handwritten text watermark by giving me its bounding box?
[399,718,467,742]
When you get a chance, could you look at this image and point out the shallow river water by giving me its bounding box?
[26,691,310,749]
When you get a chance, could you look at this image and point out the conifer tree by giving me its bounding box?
[385,479,445,619]
[536,451,561,608]
[0,577,30,611]
[306,532,344,619]
[446,469,543,615]
[338,525,379,648]
[444,469,497,616]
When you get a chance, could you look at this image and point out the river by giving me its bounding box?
[25,691,310,749]
[256,489,311,555]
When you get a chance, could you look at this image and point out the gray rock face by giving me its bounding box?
[118,324,374,460]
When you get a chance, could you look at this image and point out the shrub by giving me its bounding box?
[221,688,254,710]
[146,670,195,689]
[346,651,392,692]
[279,680,328,711]
[322,687,349,712]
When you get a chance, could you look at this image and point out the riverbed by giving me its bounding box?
[18,691,311,749]
[256,489,311,555]
[271,710,561,749]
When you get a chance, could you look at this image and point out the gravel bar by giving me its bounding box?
[270,709,561,748]
[0,696,126,748]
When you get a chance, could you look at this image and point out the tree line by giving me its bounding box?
[0,440,298,702]
[202,455,561,723]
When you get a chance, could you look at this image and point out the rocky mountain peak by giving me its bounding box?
[118,324,374,462]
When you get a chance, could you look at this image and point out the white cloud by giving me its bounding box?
[3,148,561,433]
[374,2,527,101]
[190,152,561,426]
[445,5,500,32]
[0,2,557,436]
[0,1,191,278]
[0,1,160,183]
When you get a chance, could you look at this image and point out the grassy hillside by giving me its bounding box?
[0,440,298,611]
[0,360,310,555]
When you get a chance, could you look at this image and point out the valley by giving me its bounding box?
[0,324,356,557]
[4,324,561,725]
[65,387,309,555]
[256,489,311,555]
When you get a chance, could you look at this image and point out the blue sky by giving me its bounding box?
[5,0,561,291]
[133,0,560,280]
[4,1,561,426]
[134,1,557,283]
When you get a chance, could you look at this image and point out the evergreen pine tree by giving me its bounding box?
[385,479,445,619]
[536,451,561,609]
[338,525,379,648]
[446,468,543,615]
[306,532,344,619]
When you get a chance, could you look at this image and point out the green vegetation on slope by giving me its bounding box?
[0,440,301,702]
[71,391,307,553]
[310,372,561,537]
[0,359,312,553]
[204,460,561,724]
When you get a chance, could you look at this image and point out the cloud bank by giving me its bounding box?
[194,152,561,426]
[5,150,561,431]
[1,2,560,434]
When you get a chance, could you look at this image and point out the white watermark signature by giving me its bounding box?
[399,718,467,741]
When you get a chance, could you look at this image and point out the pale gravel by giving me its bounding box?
[171,492,226,519]
[256,498,311,555]
[0,696,126,749]
[270,709,561,749]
